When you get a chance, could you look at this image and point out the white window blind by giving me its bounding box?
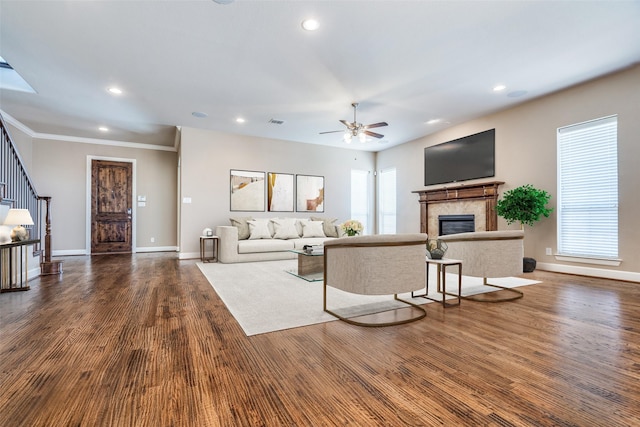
[557,115,618,258]
[378,168,396,234]
[350,170,370,234]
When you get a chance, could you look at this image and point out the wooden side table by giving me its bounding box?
[199,235,219,263]
[412,257,462,307]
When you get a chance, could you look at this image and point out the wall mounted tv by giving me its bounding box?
[424,128,495,186]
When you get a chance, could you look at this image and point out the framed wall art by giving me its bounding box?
[267,172,294,212]
[296,174,324,212]
[230,169,265,212]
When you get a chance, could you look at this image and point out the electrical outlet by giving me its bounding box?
[150,237,155,243]
[545,247,552,255]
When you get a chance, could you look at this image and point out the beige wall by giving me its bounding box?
[178,127,376,258]
[377,65,640,277]
[29,138,178,254]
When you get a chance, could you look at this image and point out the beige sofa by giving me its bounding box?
[216,217,341,263]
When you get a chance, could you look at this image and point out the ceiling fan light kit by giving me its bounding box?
[320,102,388,144]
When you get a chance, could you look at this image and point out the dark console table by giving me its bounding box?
[0,239,40,292]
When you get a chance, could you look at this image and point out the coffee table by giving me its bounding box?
[286,249,324,282]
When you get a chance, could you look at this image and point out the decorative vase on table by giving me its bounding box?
[341,219,363,237]
[426,239,448,260]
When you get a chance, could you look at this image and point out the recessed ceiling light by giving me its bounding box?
[98,126,109,132]
[107,87,123,95]
[192,111,208,118]
[426,119,442,125]
[493,85,507,92]
[301,19,320,31]
[212,0,234,4]
[236,117,246,123]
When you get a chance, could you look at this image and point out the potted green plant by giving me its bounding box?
[495,184,553,272]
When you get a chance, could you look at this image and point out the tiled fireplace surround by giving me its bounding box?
[413,181,504,238]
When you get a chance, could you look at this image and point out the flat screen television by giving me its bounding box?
[424,128,495,186]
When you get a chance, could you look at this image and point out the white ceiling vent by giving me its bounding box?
[268,118,285,125]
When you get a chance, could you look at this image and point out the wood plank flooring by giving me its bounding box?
[0,253,639,426]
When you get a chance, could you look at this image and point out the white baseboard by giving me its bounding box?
[537,262,640,283]
[52,249,88,256]
[179,251,200,260]
[53,247,178,256]
[136,246,178,253]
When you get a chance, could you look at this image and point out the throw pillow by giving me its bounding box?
[295,218,309,236]
[271,218,300,239]
[311,216,338,237]
[230,217,253,240]
[301,220,326,238]
[247,219,273,240]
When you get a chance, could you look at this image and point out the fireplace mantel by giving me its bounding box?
[412,181,504,236]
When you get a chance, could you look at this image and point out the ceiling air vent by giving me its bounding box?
[268,118,285,125]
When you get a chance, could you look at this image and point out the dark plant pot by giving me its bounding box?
[523,257,537,273]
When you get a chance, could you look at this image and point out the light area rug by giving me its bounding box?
[197,259,541,336]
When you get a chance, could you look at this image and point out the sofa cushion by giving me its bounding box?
[238,239,294,254]
[311,216,339,237]
[247,219,273,240]
[230,216,253,240]
[301,220,326,237]
[271,218,300,239]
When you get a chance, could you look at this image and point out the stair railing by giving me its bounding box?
[1,112,60,274]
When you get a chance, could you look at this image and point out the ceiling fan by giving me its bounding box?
[320,102,388,143]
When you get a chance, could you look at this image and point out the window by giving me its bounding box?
[0,55,36,93]
[557,115,618,260]
[378,168,396,234]
[350,170,370,234]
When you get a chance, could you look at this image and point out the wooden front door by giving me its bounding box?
[91,160,132,254]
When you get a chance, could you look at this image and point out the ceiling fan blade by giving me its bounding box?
[339,119,354,128]
[319,130,344,134]
[365,122,388,129]
[364,130,384,139]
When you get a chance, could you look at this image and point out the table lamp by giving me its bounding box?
[3,208,34,242]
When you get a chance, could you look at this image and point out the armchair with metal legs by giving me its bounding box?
[439,230,525,302]
[323,233,429,326]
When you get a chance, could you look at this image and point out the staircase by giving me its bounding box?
[0,112,62,276]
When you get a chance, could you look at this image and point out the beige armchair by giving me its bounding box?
[323,233,429,326]
[439,230,525,302]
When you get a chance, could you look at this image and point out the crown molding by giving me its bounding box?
[0,109,178,152]
[1,110,35,136]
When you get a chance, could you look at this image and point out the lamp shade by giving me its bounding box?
[3,208,34,226]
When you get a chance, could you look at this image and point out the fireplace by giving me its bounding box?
[413,181,504,236]
[439,214,475,236]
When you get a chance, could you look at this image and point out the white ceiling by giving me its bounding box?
[1,0,639,152]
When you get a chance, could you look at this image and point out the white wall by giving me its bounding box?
[178,127,376,258]
[377,65,640,279]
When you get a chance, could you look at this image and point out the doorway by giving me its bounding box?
[90,159,134,254]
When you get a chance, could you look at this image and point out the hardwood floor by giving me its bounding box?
[0,253,639,426]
